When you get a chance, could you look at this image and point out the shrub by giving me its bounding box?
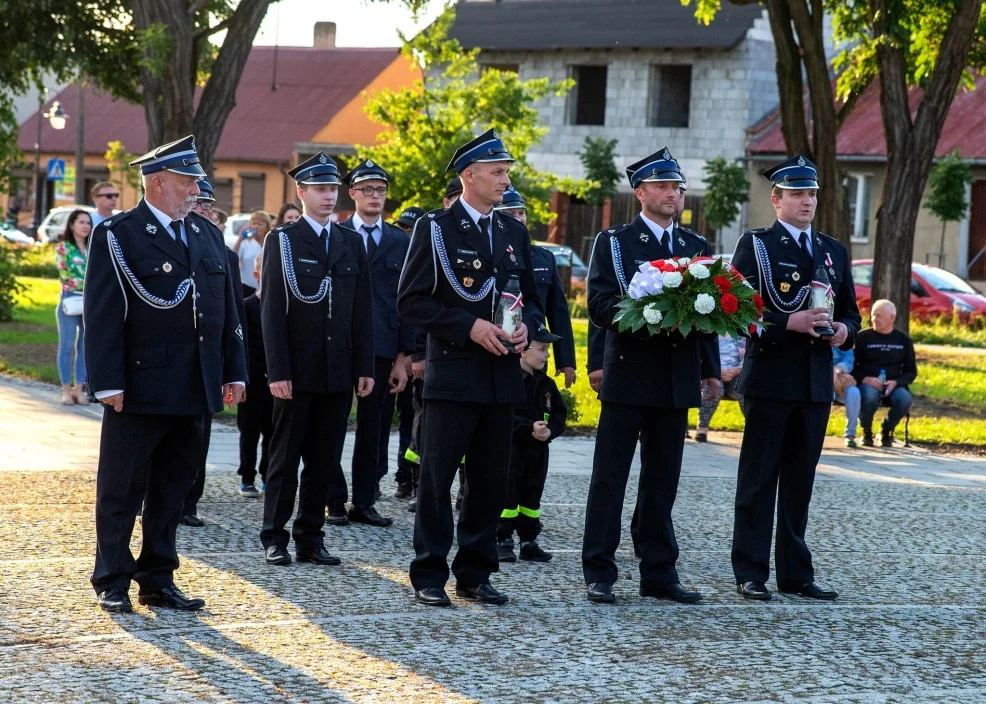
[10,243,58,279]
[0,247,27,321]
[559,387,581,424]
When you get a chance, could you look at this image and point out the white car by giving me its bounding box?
[0,222,38,248]
[223,213,253,249]
[37,205,120,243]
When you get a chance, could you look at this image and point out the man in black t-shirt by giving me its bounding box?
[852,299,917,447]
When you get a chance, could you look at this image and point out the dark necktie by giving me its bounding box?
[320,227,329,253]
[170,220,188,257]
[799,231,812,262]
[478,216,491,256]
[362,224,377,260]
[660,229,672,256]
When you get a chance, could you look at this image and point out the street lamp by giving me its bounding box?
[32,92,69,238]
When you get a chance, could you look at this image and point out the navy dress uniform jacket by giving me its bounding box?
[531,245,576,372]
[397,198,544,405]
[83,200,248,415]
[261,218,375,393]
[587,216,720,408]
[731,221,861,403]
[340,217,416,361]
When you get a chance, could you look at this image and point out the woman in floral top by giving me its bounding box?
[55,209,92,405]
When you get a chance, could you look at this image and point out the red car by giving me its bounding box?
[851,259,986,316]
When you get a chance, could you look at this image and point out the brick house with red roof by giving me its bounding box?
[746,76,986,280]
[9,43,420,226]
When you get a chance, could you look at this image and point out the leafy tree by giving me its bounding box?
[104,141,142,195]
[924,149,975,270]
[0,0,427,185]
[689,0,986,330]
[358,7,592,226]
[578,136,620,237]
[702,156,749,232]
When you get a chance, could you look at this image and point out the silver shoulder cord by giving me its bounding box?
[107,230,197,328]
[609,235,629,296]
[753,235,809,313]
[431,219,498,318]
[279,230,333,317]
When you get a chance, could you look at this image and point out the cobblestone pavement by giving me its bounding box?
[2,374,986,703]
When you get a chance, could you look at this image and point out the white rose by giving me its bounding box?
[677,257,690,266]
[688,261,710,279]
[643,303,663,325]
[694,293,716,315]
[663,271,683,288]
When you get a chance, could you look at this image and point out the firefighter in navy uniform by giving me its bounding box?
[398,129,544,607]
[84,136,247,613]
[730,155,860,601]
[582,147,720,605]
[334,159,415,527]
[259,152,375,568]
[494,186,577,389]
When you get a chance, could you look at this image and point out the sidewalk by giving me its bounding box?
[2,373,986,703]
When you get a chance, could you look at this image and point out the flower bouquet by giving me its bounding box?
[612,256,764,338]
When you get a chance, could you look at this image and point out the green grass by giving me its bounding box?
[4,278,986,448]
[910,314,986,347]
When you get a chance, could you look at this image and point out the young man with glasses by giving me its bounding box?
[330,159,415,528]
[90,182,120,227]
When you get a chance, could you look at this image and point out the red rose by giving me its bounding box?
[753,292,764,315]
[713,276,732,295]
[749,323,759,336]
[720,293,739,314]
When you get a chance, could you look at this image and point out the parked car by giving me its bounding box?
[223,213,252,249]
[851,259,986,316]
[532,241,588,288]
[37,206,96,243]
[0,221,38,248]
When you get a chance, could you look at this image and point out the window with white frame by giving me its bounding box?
[844,174,871,241]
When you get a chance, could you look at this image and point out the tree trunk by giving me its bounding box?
[193,0,272,177]
[870,0,984,332]
[132,0,197,149]
[788,0,851,248]
[764,0,810,156]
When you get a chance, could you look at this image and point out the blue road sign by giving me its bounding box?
[46,158,66,181]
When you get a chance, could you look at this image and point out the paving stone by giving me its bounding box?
[2,375,986,702]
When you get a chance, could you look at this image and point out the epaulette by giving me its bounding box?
[97,209,132,230]
[678,225,707,242]
[272,220,298,234]
[602,223,632,238]
[334,222,359,235]
[746,227,772,236]
[424,206,448,220]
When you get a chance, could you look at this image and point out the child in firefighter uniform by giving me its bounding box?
[497,326,568,563]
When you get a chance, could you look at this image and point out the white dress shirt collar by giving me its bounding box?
[144,199,184,242]
[302,213,331,238]
[778,220,813,254]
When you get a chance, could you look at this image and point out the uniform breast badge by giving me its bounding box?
[473,259,482,270]
[463,276,474,287]
[792,272,800,282]
[780,282,791,293]
[162,262,173,273]
[507,244,517,263]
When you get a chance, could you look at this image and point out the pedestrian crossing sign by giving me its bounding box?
[47,158,66,181]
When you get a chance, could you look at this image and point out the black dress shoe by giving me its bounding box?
[737,581,772,600]
[326,500,349,526]
[587,582,616,604]
[641,582,702,604]
[455,583,509,605]
[780,581,838,600]
[138,585,205,611]
[296,543,342,565]
[98,587,133,613]
[179,514,205,527]
[348,504,393,527]
[265,545,292,566]
[415,586,452,606]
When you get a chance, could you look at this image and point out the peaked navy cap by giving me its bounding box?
[129,135,205,177]
[625,147,685,188]
[288,152,341,185]
[446,128,514,173]
[762,155,819,189]
[344,159,390,187]
[195,178,215,202]
[493,185,526,211]
[396,206,426,227]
